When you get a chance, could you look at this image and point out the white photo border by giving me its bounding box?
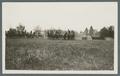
[2,2,118,74]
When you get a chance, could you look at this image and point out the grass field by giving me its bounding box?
[5,38,114,70]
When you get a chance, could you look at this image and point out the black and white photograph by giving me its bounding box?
[2,2,118,74]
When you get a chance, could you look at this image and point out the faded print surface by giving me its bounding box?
[3,2,117,71]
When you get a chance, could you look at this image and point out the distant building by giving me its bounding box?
[75,26,100,40]
[75,32,83,40]
[41,30,48,39]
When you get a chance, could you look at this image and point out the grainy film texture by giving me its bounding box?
[2,2,117,71]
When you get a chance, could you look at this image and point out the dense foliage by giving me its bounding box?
[99,26,114,39]
[5,24,114,40]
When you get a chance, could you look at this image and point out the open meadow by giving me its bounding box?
[5,38,114,70]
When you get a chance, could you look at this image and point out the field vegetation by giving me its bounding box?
[6,38,114,70]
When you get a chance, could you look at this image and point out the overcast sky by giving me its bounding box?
[2,2,117,32]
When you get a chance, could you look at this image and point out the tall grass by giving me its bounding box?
[6,38,114,70]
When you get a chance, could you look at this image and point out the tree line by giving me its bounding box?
[46,29,75,40]
[99,26,114,39]
[5,24,75,40]
[6,25,34,38]
[5,24,114,40]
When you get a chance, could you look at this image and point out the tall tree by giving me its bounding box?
[16,24,25,33]
[16,24,26,37]
[89,26,94,36]
[84,28,88,36]
[99,27,109,39]
[108,26,114,38]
